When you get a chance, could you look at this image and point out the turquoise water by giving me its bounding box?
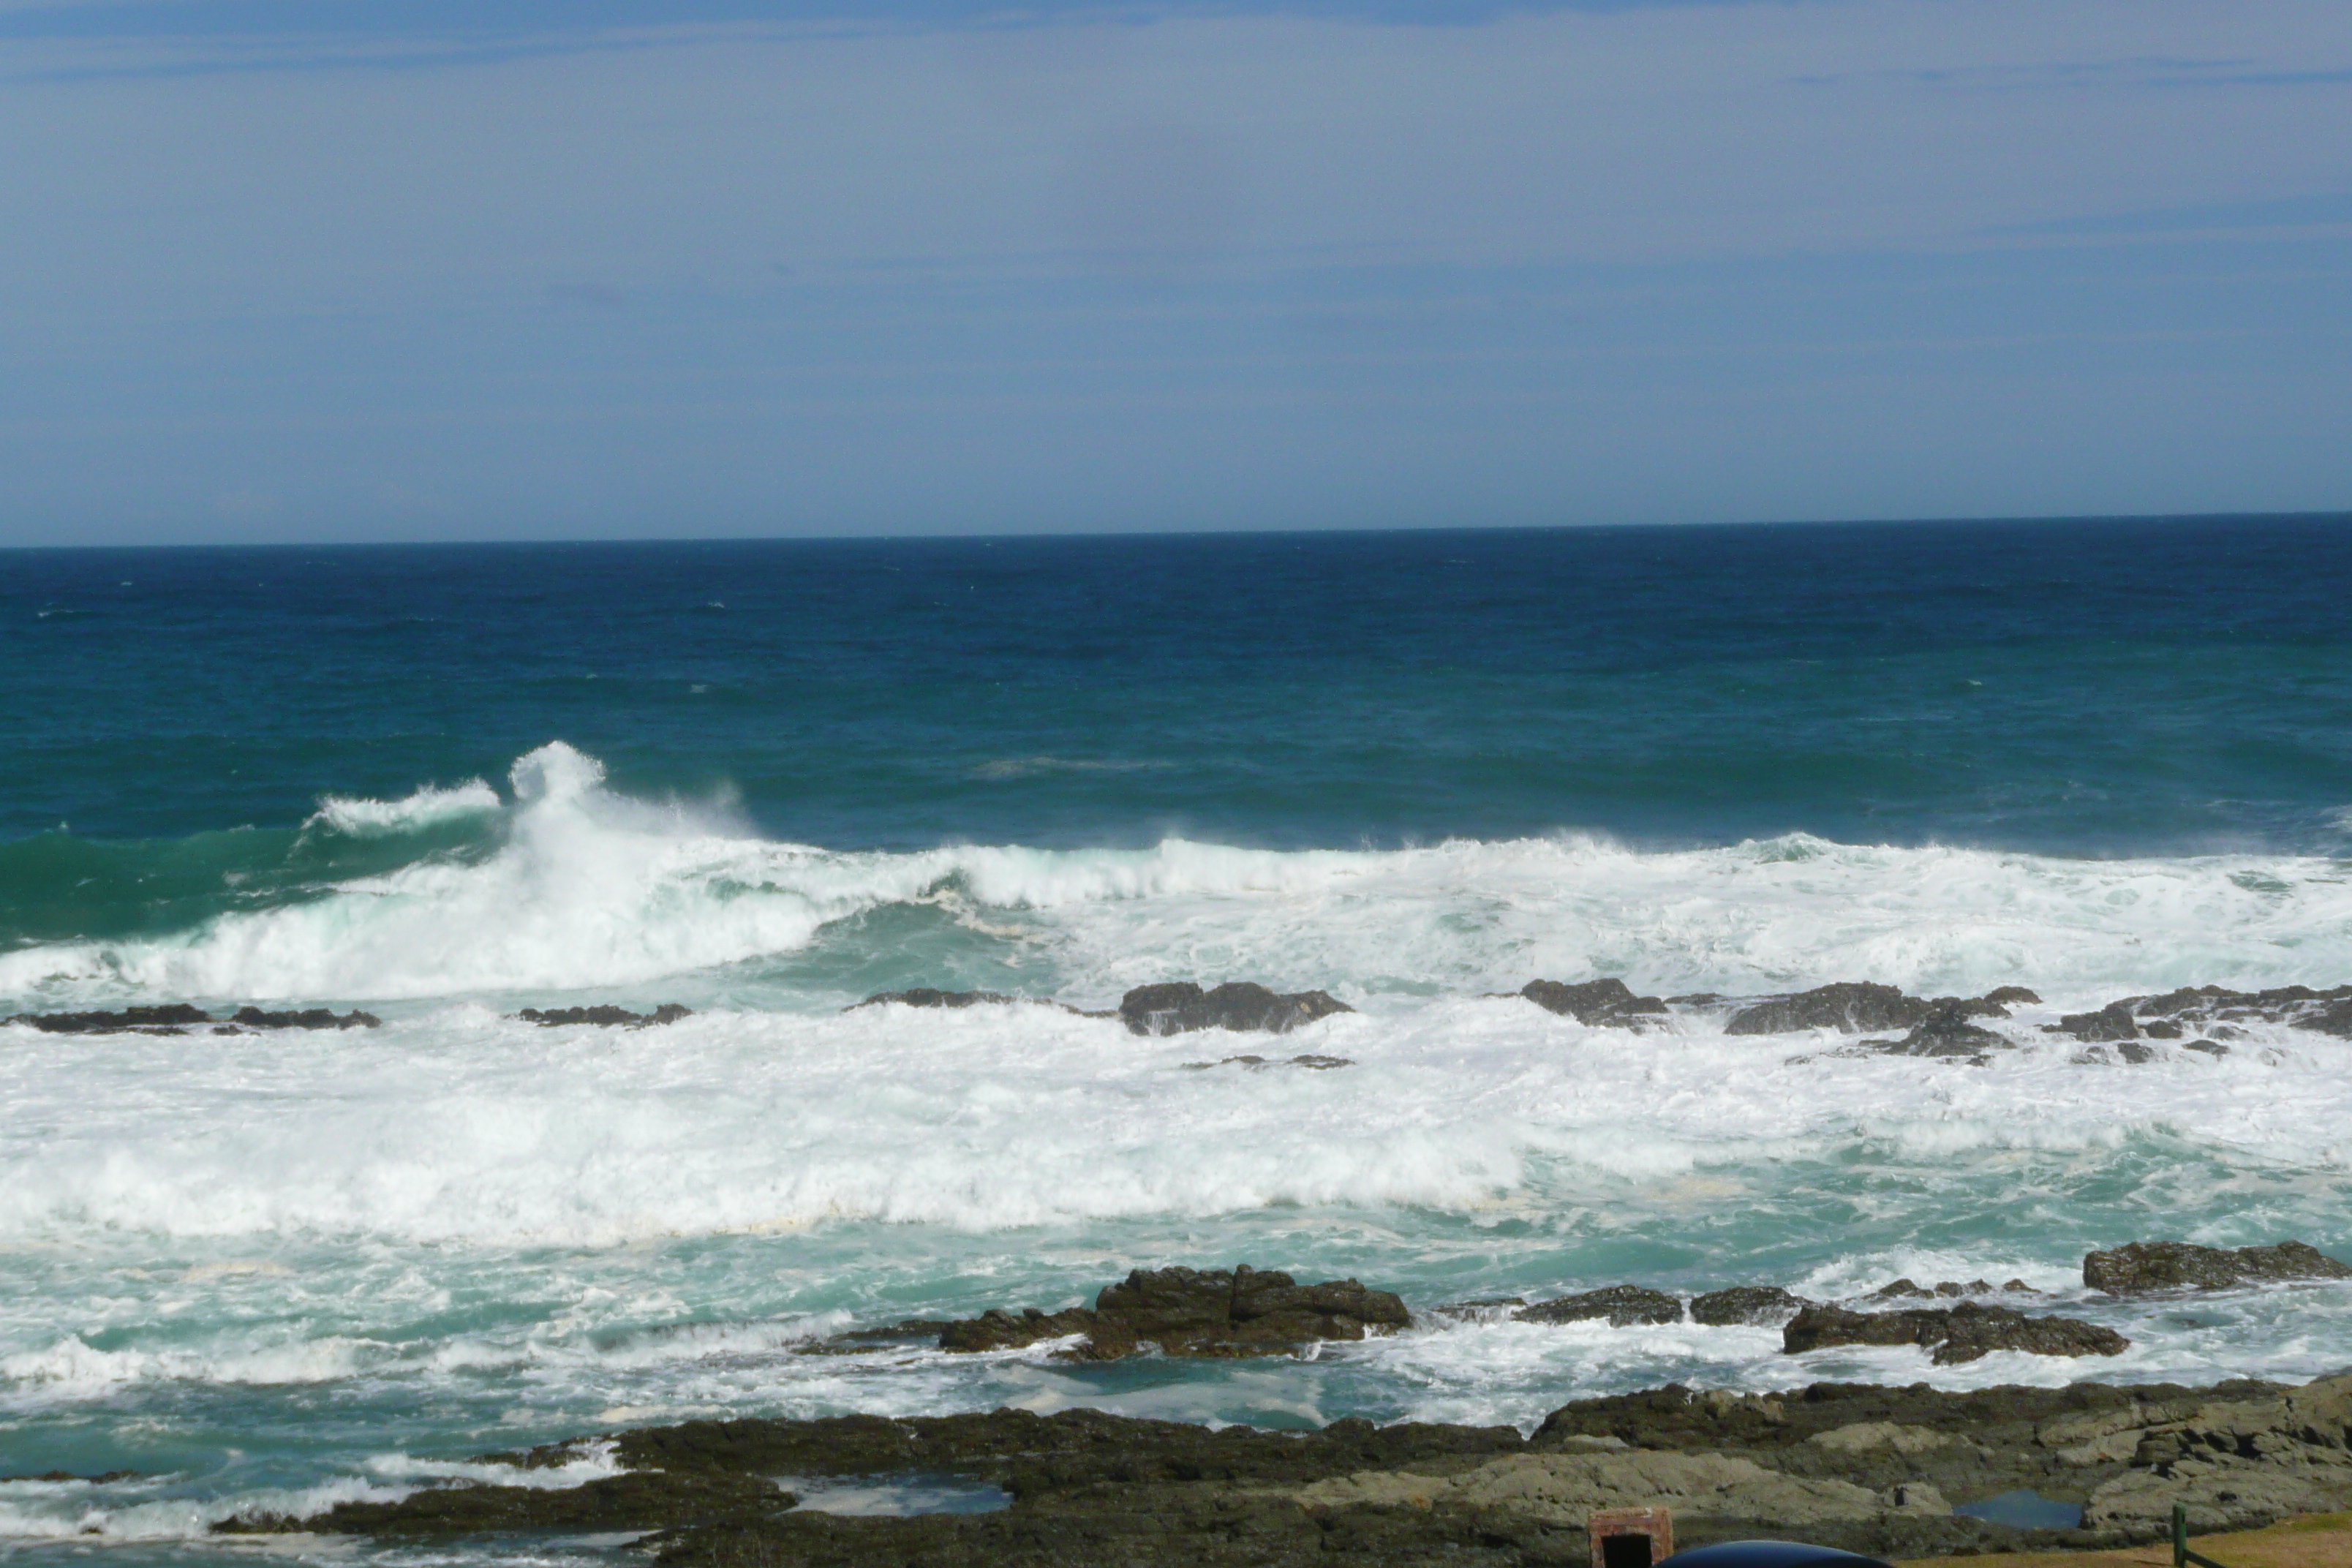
[4,519,2352,1559]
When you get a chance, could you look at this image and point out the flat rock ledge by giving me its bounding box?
[2086,1240,2352,1295]
[211,1373,2352,1565]
[1782,1301,2128,1365]
[929,1264,1410,1359]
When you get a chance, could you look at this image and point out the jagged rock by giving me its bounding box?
[231,1006,382,1030]
[2083,1240,2352,1296]
[1869,1006,2010,1060]
[1117,983,1352,1036]
[1782,1302,2128,1365]
[2083,1373,2352,1534]
[1515,1285,1684,1327]
[5,1004,212,1033]
[512,1004,692,1028]
[2050,984,2352,1043]
[1519,979,1669,1027]
[935,1264,1409,1359]
[1690,1286,1809,1326]
[1725,983,2021,1037]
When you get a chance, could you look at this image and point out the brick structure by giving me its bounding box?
[1588,1505,1674,1568]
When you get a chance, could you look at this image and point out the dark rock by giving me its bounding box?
[1782,1302,2129,1365]
[1518,978,1669,1027]
[1179,1054,1353,1071]
[513,1003,692,1028]
[230,1006,382,1030]
[2002,1279,2035,1292]
[1514,1285,1684,1327]
[1983,987,2042,1006]
[1690,1286,1809,1326]
[848,989,1020,1010]
[203,1373,2352,1562]
[2083,1240,2352,1296]
[1117,983,1352,1036]
[1725,983,2019,1037]
[1871,1005,2010,1060]
[5,1004,212,1034]
[934,1264,1409,1359]
[2051,984,2352,1043]
[2183,1039,2230,1058]
[219,1469,791,1536]
[1,1469,142,1484]
[1870,1278,1932,1300]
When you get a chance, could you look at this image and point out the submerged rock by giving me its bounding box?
[1515,1285,1685,1327]
[935,1264,1409,1359]
[230,1006,382,1030]
[1117,983,1352,1036]
[1519,978,1669,1027]
[1690,1286,1809,1326]
[1725,983,2029,1037]
[4,1004,213,1034]
[848,988,1022,1011]
[512,1003,691,1028]
[1783,1301,2128,1365]
[1179,1053,1353,1071]
[1868,1005,2010,1060]
[2083,1240,2352,1296]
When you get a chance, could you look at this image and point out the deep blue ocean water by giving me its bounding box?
[3,516,2351,1561]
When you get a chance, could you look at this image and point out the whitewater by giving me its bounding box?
[5,525,2352,1561]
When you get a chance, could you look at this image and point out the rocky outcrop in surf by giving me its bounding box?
[215,1372,2352,1561]
[1518,978,1669,1026]
[4,1003,380,1033]
[1724,981,2038,1036]
[2084,1239,2352,1295]
[2049,983,2352,1043]
[931,1264,1410,1359]
[1117,983,1352,1036]
[1689,1286,1811,1325]
[1782,1300,2129,1365]
[1514,1284,1685,1327]
[511,1004,691,1028]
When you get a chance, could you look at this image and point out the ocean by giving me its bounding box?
[3,517,2351,1561]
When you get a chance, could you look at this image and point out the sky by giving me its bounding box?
[1,0,2347,543]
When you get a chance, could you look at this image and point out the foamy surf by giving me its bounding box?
[4,744,2352,1008]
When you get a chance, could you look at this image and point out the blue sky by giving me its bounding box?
[1,0,2346,542]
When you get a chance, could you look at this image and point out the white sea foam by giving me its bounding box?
[5,742,2352,1007]
[302,780,502,840]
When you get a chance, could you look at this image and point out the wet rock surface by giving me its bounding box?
[513,1003,693,1028]
[1118,983,1353,1036]
[932,1265,1411,1360]
[1180,1053,1353,1071]
[2084,1240,2352,1296]
[220,1374,2352,1564]
[1782,1302,2130,1365]
[1724,982,2035,1037]
[2050,983,2352,1042]
[1518,979,1669,1027]
[4,1003,382,1033]
[1689,1286,1809,1326]
[849,989,1024,1011]
[227,1006,382,1030]
[1515,1286,1686,1327]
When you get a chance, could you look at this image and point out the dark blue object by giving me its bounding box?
[1657,1545,1895,1568]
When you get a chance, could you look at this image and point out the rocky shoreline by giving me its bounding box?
[208,1370,2352,1564]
